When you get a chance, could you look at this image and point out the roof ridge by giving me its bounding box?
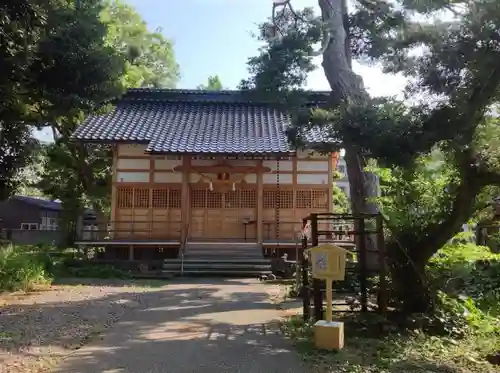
[127,88,331,94]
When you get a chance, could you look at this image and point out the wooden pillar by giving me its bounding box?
[129,245,134,261]
[110,145,119,238]
[292,154,298,221]
[148,157,155,237]
[181,155,190,242]
[256,159,264,244]
[328,152,334,212]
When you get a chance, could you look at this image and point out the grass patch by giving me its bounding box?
[282,313,500,373]
[0,245,54,292]
[60,263,133,279]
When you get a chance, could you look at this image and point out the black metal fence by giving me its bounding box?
[299,213,388,321]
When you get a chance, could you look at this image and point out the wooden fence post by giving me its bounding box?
[301,233,311,321]
[376,214,388,314]
[358,216,368,312]
[310,214,324,321]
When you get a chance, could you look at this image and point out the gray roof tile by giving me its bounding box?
[71,89,331,154]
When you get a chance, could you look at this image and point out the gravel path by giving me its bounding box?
[51,278,307,373]
[0,279,169,373]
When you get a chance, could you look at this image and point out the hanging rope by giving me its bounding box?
[276,157,281,249]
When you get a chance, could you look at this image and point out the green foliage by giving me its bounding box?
[422,237,500,341]
[63,264,132,279]
[245,0,500,283]
[101,0,180,88]
[33,0,180,238]
[0,1,48,200]
[0,124,39,200]
[282,312,500,373]
[0,245,53,292]
[197,75,224,90]
[0,244,134,292]
[332,183,350,213]
[239,7,321,92]
[428,238,500,316]
[369,153,459,238]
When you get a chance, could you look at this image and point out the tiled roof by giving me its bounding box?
[71,89,332,154]
[12,196,95,216]
[13,196,62,211]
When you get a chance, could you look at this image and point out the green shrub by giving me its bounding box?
[63,264,132,279]
[426,236,500,337]
[0,245,54,292]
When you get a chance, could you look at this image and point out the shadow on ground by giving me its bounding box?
[1,278,305,373]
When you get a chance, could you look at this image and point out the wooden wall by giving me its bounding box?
[113,144,183,240]
[111,144,333,242]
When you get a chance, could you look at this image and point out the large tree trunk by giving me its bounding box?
[318,0,380,269]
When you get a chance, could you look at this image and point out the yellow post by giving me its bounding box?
[308,243,350,351]
[325,279,333,322]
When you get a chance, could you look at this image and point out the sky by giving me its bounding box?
[130,0,406,95]
[35,0,407,142]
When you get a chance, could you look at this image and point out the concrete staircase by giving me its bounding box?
[163,241,272,276]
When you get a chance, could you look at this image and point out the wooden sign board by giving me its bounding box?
[308,243,349,281]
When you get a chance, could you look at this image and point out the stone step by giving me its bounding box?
[184,253,263,259]
[184,247,262,252]
[163,257,271,276]
[185,242,261,249]
[165,263,271,270]
[168,259,270,264]
[163,269,271,276]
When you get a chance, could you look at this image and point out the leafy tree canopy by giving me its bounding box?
[101,0,180,88]
[197,75,224,90]
[242,0,500,312]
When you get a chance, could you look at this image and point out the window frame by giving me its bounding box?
[21,223,38,230]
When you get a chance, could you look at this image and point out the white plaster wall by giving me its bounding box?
[227,160,258,166]
[117,144,147,156]
[116,158,150,170]
[244,174,257,183]
[154,172,182,183]
[116,171,149,183]
[191,159,217,166]
[262,160,293,172]
[154,158,182,170]
[297,174,329,185]
[189,173,218,183]
[263,173,293,184]
[297,160,329,172]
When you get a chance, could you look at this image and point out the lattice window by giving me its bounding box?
[134,188,150,208]
[224,191,240,208]
[263,190,276,208]
[312,190,328,209]
[117,188,133,208]
[240,189,257,208]
[207,191,222,208]
[152,189,168,208]
[296,190,312,209]
[279,190,294,209]
[168,188,182,208]
[191,190,206,208]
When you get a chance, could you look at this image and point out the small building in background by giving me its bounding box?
[0,195,95,246]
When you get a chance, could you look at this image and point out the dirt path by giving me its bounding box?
[52,278,307,373]
[0,279,169,373]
